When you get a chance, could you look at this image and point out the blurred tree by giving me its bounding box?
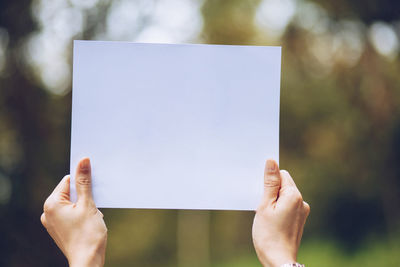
[312,0,400,23]
[280,15,400,247]
[0,0,70,266]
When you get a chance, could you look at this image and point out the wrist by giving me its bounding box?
[259,252,296,267]
[68,248,105,267]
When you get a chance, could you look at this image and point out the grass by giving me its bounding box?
[213,237,400,267]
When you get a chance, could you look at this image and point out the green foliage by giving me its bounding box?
[300,235,400,266]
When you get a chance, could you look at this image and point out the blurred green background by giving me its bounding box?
[1,0,400,266]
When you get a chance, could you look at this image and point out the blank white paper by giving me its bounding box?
[70,41,281,210]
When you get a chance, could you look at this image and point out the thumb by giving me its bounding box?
[262,159,281,205]
[75,157,94,203]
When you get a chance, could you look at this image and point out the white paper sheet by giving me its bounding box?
[70,41,281,210]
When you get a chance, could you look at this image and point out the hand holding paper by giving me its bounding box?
[253,160,310,267]
[41,158,309,267]
[41,158,107,267]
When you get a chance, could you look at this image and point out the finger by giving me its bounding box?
[262,159,281,205]
[278,170,302,204]
[280,170,297,188]
[49,175,71,202]
[75,157,94,204]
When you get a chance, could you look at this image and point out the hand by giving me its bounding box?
[41,158,107,267]
[252,160,310,267]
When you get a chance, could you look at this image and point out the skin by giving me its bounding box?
[41,158,309,267]
[41,158,107,267]
[252,159,310,267]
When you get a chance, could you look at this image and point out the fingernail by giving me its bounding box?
[79,158,91,174]
[266,160,277,174]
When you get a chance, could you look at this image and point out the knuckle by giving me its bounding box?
[96,225,108,241]
[303,202,311,215]
[40,213,47,227]
[43,198,56,213]
[294,194,303,205]
[287,188,303,204]
[76,174,91,186]
[264,177,280,188]
[295,193,303,203]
